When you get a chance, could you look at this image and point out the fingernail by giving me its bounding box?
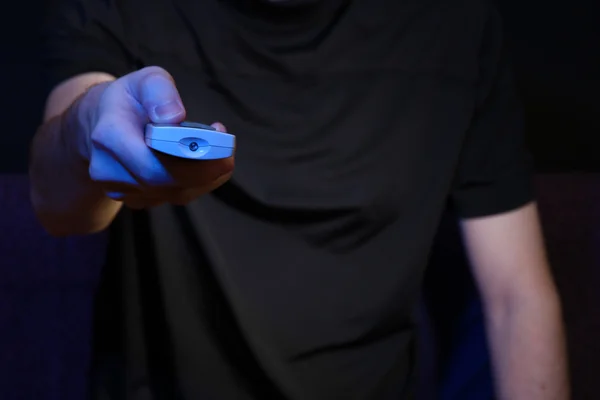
[106,192,125,201]
[153,101,184,121]
[211,122,226,132]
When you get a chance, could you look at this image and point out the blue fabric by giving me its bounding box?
[438,300,494,400]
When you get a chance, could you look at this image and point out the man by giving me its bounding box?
[30,0,569,398]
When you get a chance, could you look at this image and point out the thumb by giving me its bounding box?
[123,66,186,124]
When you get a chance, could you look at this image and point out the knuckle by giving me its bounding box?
[135,161,171,187]
[89,119,117,148]
[89,128,107,149]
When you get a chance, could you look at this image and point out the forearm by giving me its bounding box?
[485,285,570,400]
[29,83,122,236]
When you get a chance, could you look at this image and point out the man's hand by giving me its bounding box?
[30,66,234,236]
[83,66,234,209]
[461,202,570,400]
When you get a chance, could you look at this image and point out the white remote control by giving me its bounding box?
[145,121,235,160]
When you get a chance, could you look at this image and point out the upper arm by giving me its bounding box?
[41,0,136,120]
[449,8,551,301]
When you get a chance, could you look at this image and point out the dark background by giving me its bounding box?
[1,1,599,399]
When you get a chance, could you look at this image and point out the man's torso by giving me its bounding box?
[91,0,491,398]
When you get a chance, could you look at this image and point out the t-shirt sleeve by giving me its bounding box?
[40,0,138,96]
[450,7,534,219]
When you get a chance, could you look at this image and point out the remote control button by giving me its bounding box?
[180,121,216,130]
[179,137,209,148]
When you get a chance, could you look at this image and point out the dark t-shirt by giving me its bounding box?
[42,0,533,398]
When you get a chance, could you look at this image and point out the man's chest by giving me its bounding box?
[125,0,488,213]
[126,0,486,153]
